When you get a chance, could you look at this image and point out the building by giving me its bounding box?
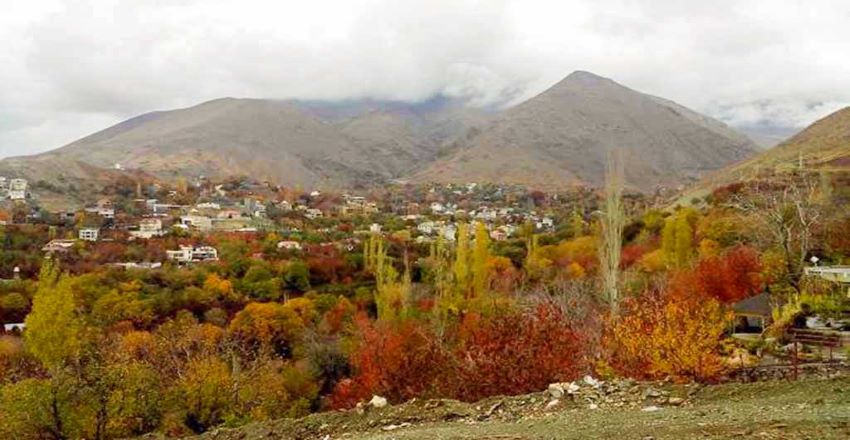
[41,239,76,253]
[8,178,27,200]
[277,240,302,251]
[130,218,163,239]
[304,208,323,220]
[180,215,213,231]
[805,266,850,295]
[166,245,218,263]
[2,323,25,334]
[79,228,99,242]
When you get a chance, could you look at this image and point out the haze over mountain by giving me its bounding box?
[0,71,760,193]
[411,71,759,191]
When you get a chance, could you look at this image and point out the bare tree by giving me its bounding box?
[731,174,823,290]
[599,149,625,316]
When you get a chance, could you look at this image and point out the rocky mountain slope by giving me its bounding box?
[0,96,487,190]
[411,71,759,191]
[684,106,850,197]
[0,71,760,193]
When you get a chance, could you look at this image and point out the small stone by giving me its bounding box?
[588,403,599,410]
[583,375,602,388]
[546,399,560,410]
[567,382,581,394]
[642,405,662,412]
[548,383,565,398]
[369,395,388,408]
[668,397,685,406]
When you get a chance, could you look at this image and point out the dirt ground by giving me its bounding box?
[148,375,850,440]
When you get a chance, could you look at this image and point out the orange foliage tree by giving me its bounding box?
[607,287,731,382]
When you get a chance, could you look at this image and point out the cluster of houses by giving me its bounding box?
[0,177,28,201]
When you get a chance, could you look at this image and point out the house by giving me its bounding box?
[732,292,777,333]
[805,266,850,295]
[180,215,213,231]
[79,228,99,242]
[2,323,25,334]
[130,218,163,239]
[277,200,293,211]
[430,202,445,213]
[110,262,163,270]
[8,178,27,200]
[304,208,323,220]
[41,239,76,253]
[277,240,302,251]
[166,245,218,263]
[196,202,221,210]
[369,223,382,233]
[216,210,242,220]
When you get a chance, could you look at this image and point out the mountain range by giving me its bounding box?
[0,71,762,195]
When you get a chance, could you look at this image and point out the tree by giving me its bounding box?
[25,261,83,371]
[599,150,625,315]
[732,176,823,290]
[228,302,304,356]
[471,222,491,299]
[453,222,470,297]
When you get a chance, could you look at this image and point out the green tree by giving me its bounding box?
[471,222,491,299]
[25,262,83,371]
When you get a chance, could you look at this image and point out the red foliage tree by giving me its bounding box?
[676,245,762,303]
[447,303,583,401]
[329,314,446,408]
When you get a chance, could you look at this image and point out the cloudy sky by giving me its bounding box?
[2,0,849,158]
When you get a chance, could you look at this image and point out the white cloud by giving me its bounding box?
[2,0,849,158]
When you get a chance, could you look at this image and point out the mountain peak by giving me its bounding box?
[565,70,609,82]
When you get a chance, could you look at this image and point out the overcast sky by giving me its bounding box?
[2,0,849,158]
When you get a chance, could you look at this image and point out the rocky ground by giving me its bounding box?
[142,374,850,440]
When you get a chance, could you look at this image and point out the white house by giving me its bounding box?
[166,245,218,263]
[304,208,323,220]
[79,228,99,242]
[8,178,27,200]
[130,218,163,239]
[42,239,76,253]
[277,240,302,251]
[180,215,213,231]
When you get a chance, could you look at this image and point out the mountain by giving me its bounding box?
[0,71,759,195]
[411,71,759,191]
[674,106,850,205]
[0,96,488,190]
[749,107,850,170]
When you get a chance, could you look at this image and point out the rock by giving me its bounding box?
[642,405,662,412]
[545,399,560,410]
[548,383,565,398]
[382,422,411,431]
[643,388,662,399]
[566,382,581,394]
[668,397,685,406]
[583,375,602,388]
[369,395,388,408]
[588,403,599,410]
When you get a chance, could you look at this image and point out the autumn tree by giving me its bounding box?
[471,222,491,299]
[731,176,823,290]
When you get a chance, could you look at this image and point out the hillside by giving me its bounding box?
[684,106,850,197]
[412,71,759,191]
[0,97,487,190]
[142,376,850,440]
[0,71,760,194]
